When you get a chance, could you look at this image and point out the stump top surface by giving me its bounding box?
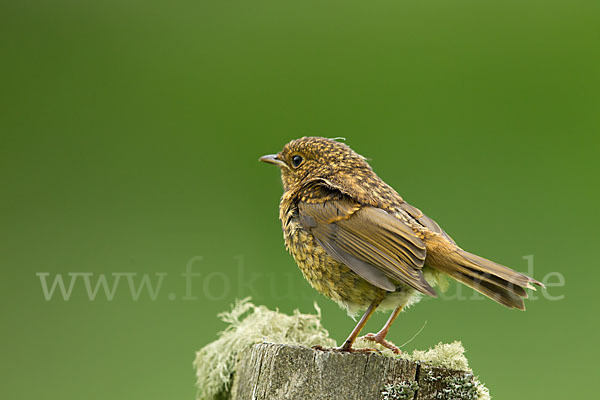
[229,343,481,400]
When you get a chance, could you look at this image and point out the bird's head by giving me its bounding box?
[259,137,374,192]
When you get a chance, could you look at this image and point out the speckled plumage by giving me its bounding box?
[260,137,542,352]
[280,184,437,316]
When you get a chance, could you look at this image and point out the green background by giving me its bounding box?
[1,1,598,399]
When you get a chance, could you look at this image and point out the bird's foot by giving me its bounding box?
[311,344,380,354]
[359,332,401,354]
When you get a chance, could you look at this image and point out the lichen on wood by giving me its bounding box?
[229,343,489,400]
[194,299,490,400]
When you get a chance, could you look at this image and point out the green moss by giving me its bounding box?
[194,298,335,400]
[405,342,490,400]
[407,341,470,371]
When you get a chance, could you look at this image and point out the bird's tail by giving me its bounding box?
[431,248,544,310]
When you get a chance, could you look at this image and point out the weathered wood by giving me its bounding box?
[229,343,478,400]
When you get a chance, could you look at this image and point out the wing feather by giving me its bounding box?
[298,198,436,296]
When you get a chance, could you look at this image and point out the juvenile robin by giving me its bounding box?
[260,137,542,354]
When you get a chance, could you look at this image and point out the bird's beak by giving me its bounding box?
[259,154,288,168]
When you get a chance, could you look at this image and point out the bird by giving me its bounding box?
[259,136,543,354]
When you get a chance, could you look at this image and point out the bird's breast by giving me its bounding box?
[280,206,386,313]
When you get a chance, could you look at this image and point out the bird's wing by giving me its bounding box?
[298,198,436,296]
[398,202,456,245]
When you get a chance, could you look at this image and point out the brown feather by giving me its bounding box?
[298,198,437,297]
[437,266,526,309]
[427,247,543,309]
[457,250,543,290]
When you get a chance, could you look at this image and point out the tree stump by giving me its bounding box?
[229,343,480,400]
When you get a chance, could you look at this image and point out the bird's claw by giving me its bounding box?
[359,333,401,354]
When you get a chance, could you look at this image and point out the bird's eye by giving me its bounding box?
[291,155,304,168]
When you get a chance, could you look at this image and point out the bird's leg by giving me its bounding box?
[360,305,404,354]
[338,298,381,352]
[312,297,382,353]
